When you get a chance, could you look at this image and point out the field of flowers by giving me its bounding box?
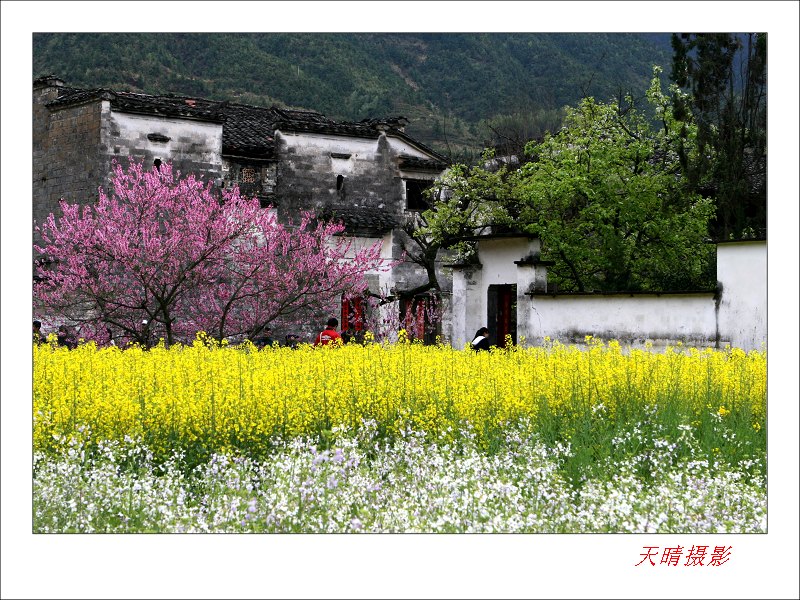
[32,336,767,533]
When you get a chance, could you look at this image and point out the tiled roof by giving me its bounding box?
[217,104,380,157]
[40,80,448,162]
[217,104,278,157]
[47,87,225,122]
[47,86,110,106]
[111,92,224,122]
[399,155,449,171]
[275,118,381,139]
[320,206,401,234]
[272,106,336,125]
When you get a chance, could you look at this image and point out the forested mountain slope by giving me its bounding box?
[33,32,671,156]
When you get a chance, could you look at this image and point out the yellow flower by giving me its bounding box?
[31,337,767,461]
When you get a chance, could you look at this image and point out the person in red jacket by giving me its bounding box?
[314,317,343,346]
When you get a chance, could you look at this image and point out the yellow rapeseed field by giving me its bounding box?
[33,336,766,457]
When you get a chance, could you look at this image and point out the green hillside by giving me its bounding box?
[33,32,671,156]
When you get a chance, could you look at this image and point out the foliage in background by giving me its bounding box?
[478,107,566,160]
[670,33,767,239]
[421,68,716,293]
[32,32,671,158]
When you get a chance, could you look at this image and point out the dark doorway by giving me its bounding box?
[487,284,517,348]
[400,295,438,345]
[405,179,432,211]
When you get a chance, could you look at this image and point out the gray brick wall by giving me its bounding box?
[270,130,452,302]
[33,93,104,247]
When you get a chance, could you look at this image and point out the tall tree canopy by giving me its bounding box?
[509,69,715,292]
[417,68,716,294]
[670,33,767,239]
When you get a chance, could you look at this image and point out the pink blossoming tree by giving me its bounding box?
[34,159,386,347]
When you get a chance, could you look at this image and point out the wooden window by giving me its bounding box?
[241,167,257,183]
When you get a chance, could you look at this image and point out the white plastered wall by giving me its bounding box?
[453,238,766,351]
[528,294,718,349]
[716,241,767,350]
[103,106,223,169]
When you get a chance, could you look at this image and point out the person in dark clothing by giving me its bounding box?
[255,327,275,349]
[284,333,300,348]
[470,327,491,352]
[33,320,43,344]
[56,325,77,349]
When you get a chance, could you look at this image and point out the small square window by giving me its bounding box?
[241,167,257,184]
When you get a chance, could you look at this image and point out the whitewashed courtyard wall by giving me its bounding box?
[525,293,717,349]
[449,238,766,351]
[450,236,548,348]
[715,240,767,351]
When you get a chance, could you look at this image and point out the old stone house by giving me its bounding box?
[33,75,451,341]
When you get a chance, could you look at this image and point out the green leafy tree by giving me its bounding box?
[390,156,509,298]
[398,69,715,299]
[375,152,512,333]
[508,68,715,292]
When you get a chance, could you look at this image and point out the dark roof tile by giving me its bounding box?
[399,155,449,171]
[40,80,448,163]
[218,104,278,157]
[321,206,400,234]
[47,87,225,122]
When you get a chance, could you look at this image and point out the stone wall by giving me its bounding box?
[273,131,399,218]
[101,110,222,185]
[33,86,224,251]
[272,129,451,303]
[33,89,104,244]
